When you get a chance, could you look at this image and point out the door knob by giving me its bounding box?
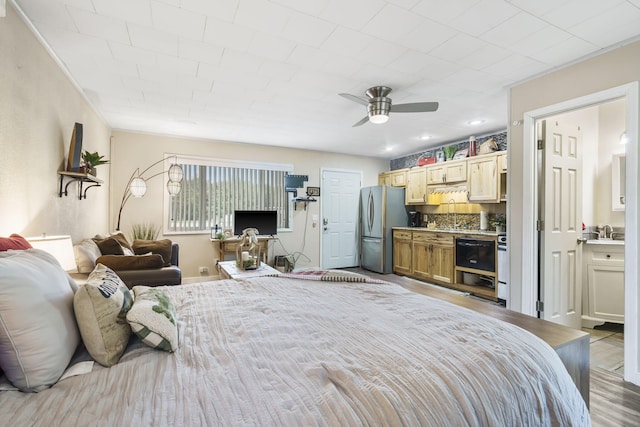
[577,237,587,244]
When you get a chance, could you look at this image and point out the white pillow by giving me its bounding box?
[127,286,178,352]
[74,264,134,367]
[74,238,102,273]
[0,249,80,392]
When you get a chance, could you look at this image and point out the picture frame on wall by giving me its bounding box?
[435,149,445,163]
[66,122,83,172]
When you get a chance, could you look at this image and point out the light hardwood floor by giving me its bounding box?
[352,270,640,426]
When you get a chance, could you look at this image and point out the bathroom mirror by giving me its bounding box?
[612,153,626,211]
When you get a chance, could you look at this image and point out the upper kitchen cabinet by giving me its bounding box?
[379,168,408,187]
[426,159,467,185]
[468,153,499,202]
[406,167,428,204]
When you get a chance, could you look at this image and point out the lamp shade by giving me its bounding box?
[26,235,77,272]
[130,177,147,197]
[168,164,184,182]
[167,180,181,195]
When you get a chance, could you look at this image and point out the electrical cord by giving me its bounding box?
[274,206,312,269]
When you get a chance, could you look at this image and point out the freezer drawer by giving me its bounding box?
[361,237,386,274]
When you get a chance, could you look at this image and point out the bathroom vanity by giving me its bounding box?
[582,239,625,328]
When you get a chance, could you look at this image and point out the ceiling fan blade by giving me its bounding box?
[352,115,370,127]
[339,93,370,106]
[391,102,439,113]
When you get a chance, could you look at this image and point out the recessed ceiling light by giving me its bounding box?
[420,135,431,140]
[467,119,485,126]
[385,146,393,152]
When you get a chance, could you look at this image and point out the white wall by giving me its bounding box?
[110,131,388,279]
[0,3,111,241]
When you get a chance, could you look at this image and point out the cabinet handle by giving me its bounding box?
[607,254,611,259]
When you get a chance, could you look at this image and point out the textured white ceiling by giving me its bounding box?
[12,0,640,158]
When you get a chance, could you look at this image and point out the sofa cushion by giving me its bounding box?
[127,286,178,352]
[93,236,124,256]
[0,234,32,251]
[0,249,79,392]
[132,239,173,266]
[110,232,134,255]
[96,254,164,271]
[73,264,134,367]
[74,238,102,273]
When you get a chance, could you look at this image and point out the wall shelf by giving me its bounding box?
[58,171,102,200]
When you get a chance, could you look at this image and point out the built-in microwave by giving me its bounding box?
[455,238,495,273]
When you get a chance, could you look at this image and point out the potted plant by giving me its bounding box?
[491,213,506,233]
[442,145,457,161]
[81,150,109,176]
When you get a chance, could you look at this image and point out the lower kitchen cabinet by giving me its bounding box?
[392,230,412,276]
[393,229,496,300]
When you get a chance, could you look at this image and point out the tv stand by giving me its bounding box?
[212,236,276,264]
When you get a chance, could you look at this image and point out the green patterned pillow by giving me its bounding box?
[127,287,178,352]
[74,264,134,367]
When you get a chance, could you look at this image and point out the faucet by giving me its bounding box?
[447,199,457,230]
[602,224,613,239]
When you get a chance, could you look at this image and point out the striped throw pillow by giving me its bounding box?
[127,287,178,352]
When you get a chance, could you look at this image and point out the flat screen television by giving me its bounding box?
[233,210,278,236]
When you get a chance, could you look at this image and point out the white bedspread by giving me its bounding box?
[0,276,590,426]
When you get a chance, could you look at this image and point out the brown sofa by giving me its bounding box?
[73,237,182,288]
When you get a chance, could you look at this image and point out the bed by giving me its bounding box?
[0,263,590,426]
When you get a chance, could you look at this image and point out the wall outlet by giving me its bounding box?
[199,266,209,274]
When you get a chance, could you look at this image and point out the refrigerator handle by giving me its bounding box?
[367,191,374,232]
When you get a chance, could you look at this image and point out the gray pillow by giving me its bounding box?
[74,264,134,367]
[0,249,80,392]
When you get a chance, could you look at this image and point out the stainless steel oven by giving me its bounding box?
[455,238,495,273]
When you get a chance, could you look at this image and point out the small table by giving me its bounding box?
[217,260,281,280]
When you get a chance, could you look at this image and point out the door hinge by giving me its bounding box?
[536,300,544,312]
[536,219,544,231]
[537,139,544,150]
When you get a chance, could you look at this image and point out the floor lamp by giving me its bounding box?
[116,157,184,231]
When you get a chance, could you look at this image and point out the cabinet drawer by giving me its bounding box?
[590,250,624,262]
[431,234,454,246]
[394,230,412,240]
[412,232,430,242]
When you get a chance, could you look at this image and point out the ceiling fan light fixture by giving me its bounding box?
[369,113,389,124]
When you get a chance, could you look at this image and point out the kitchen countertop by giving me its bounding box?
[393,226,501,237]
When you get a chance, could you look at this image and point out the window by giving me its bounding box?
[165,155,293,234]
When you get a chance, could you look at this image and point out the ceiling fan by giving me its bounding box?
[339,86,439,127]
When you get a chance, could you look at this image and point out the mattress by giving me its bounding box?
[0,275,590,426]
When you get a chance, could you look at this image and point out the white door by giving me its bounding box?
[539,119,583,328]
[321,169,361,269]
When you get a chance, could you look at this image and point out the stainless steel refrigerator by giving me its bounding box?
[360,185,407,273]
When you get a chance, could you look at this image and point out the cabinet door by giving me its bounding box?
[468,155,499,202]
[498,153,507,172]
[430,244,454,283]
[393,234,412,275]
[426,165,445,185]
[587,264,625,323]
[444,161,467,183]
[412,241,432,280]
[378,172,390,186]
[406,168,427,204]
[390,170,407,187]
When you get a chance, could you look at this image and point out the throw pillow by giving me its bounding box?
[0,249,80,392]
[73,264,134,367]
[93,236,124,256]
[132,239,173,266]
[110,232,134,255]
[74,238,102,273]
[96,254,164,271]
[0,234,32,251]
[127,286,178,352]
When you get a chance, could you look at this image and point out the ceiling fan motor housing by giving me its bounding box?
[366,86,392,123]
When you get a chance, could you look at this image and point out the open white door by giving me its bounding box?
[539,119,583,328]
[320,169,361,269]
